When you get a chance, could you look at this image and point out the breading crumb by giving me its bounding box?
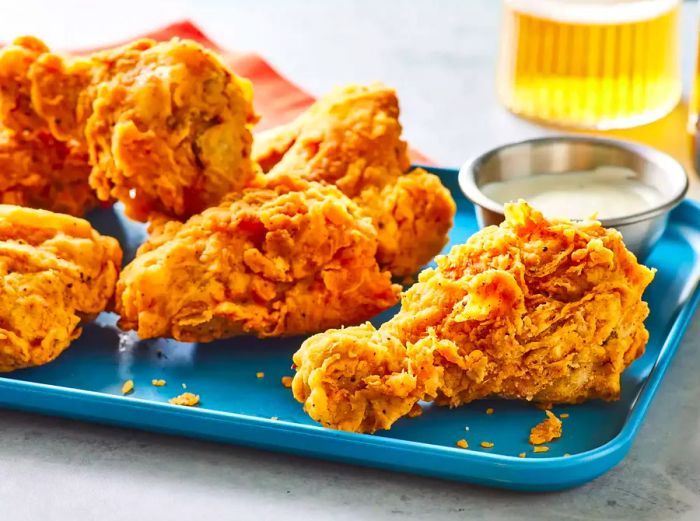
[151,379,166,387]
[564,453,571,457]
[486,407,494,415]
[169,392,200,406]
[271,416,279,421]
[560,413,569,419]
[529,410,562,445]
[281,376,293,388]
[519,452,526,458]
[533,446,549,453]
[256,371,265,379]
[121,379,134,395]
[456,439,469,449]
[408,403,423,418]
[480,441,494,448]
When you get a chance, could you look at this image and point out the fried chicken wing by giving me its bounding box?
[292,202,655,433]
[0,128,97,216]
[0,36,258,221]
[254,84,455,277]
[0,205,122,371]
[116,175,400,342]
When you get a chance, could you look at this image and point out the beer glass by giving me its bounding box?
[498,0,681,129]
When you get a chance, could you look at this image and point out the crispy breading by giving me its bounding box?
[254,84,455,277]
[354,168,457,277]
[0,36,258,221]
[529,410,562,445]
[0,36,50,134]
[0,205,122,372]
[0,128,96,216]
[292,201,655,433]
[254,83,410,184]
[115,175,400,342]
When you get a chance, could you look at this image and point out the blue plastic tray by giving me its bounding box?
[1,166,699,491]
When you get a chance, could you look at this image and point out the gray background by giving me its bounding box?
[1,1,699,519]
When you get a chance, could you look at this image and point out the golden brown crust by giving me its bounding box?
[115,175,400,342]
[0,36,50,134]
[293,202,655,433]
[254,83,410,187]
[84,39,259,221]
[356,168,456,277]
[0,36,259,222]
[0,205,122,371]
[255,84,455,277]
[0,128,97,216]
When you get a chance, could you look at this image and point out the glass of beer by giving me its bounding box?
[498,0,681,129]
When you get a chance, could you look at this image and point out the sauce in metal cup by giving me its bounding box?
[458,136,688,259]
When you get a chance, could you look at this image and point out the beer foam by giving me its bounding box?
[504,0,678,24]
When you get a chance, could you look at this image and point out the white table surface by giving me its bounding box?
[2,1,700,520]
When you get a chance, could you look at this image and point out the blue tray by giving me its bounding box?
[1,166,699,491]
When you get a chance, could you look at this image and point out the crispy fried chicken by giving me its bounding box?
[292,202,655,432]
[0,205,121,371]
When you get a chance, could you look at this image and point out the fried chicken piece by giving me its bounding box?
[292,201,655,432]
[0,205,122,371]
[529,410,562,445]
[0,128,97,216]
[115,175,400,342]
[254,84,455,277]
[0,36,258,221]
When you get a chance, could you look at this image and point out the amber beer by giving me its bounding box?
[498,0,681,129]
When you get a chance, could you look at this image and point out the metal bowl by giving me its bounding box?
[458,136,689,260]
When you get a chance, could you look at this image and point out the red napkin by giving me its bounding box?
[76,20,432,165]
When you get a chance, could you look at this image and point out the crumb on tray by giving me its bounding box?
[456,439,469,449]
[151,379,166,387]
[281,376,293,388]
[529,410,562,445]
[256,371,265,379]
[480,441,494,449]
[169,392,200,406]
[121,379,134,395]
[533,446,550,454]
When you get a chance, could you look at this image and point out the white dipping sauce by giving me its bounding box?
[480,166,662,220]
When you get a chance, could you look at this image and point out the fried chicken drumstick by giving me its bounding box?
[0,36,258,221]
[0,127,96,216]
[0,205,122,371]
[292,202,655,433]
[253,84,456,277]
[115,175,400,342]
